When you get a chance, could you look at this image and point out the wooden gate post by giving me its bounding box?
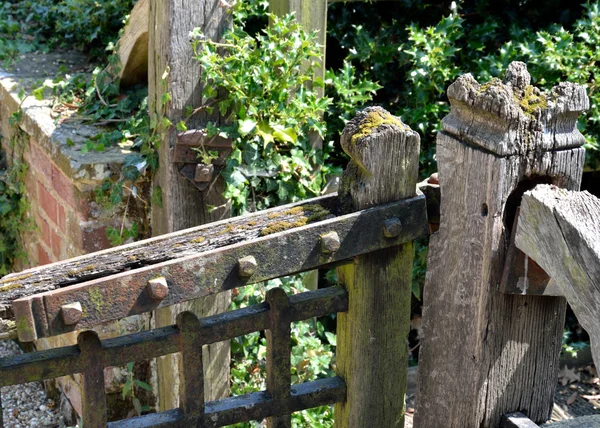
[148,0,231,411]
[414,62,588,427]
[334,107,421,428]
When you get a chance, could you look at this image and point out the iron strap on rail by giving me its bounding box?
[0,286,348,427]
[10,194,427,341]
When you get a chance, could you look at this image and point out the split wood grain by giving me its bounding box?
[516,184,600,369]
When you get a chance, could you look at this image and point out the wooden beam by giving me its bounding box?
[334,107,420,428]
[515,185,600,369]
[414,62,588,427]
[148,0,232,408]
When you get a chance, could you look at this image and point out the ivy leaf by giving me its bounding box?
[238,119,257,136]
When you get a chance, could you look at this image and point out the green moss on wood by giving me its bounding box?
[89,288,104,313]
[351,110,405,146]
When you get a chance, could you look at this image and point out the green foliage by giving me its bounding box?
[0,106,33,275]
[121,361,153,416]
[0,0,134,65]
[191,11,331,213]
[229,275,335,428]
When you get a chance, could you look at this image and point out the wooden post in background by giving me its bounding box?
[334,107,420,427]
[414,62,589,427]
[148,0,231,411]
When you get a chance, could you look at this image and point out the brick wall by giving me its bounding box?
[0,54,152,423]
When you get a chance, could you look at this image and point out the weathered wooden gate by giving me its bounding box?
[0,107,426,427]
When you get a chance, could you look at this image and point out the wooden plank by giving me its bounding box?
[515,185,600,369]
[0,195,336,307]
[148,0,232,408]
[414,62,588,427]
[11,195,425,340]
[334,107,420,428]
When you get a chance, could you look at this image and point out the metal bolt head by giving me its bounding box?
[238,256,258,278]
[147,277,169,300]
[383,217,403,238]
[194,164,214,183]
[320,231,341,254]
[61,302,83,326]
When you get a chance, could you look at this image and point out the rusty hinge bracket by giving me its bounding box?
[174,129,233,191]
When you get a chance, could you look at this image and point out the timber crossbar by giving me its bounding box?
[0,286,348,427]
[1,192,426,342]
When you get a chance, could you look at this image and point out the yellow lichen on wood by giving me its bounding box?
[350,110,405,146]
[0,273,32,284]
[259,205,331,236]
[67,264,97,277]
[517,85,547,116]
[0,282,23,293]
[190,236,206,244]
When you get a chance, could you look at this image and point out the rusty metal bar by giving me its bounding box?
[0,287,347,387]
[79,330,108,428]
[266,288,292,428]
[107,376,347,427]
[12,194,426,341]
[177,311,205,419]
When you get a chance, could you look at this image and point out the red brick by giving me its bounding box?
[57,204,66,233]
[37,244,52,266]
[27,142,53,181]
[37,181,58,225]
[36,214,51,247]
[51,163,77,210]
[51,229,61,260]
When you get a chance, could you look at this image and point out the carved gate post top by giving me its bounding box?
[443,61,589,156]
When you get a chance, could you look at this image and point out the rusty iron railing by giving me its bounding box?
[0,286,348,427]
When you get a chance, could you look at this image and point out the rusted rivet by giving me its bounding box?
[238,256,258,277]
[194,164,214,183]
[383,217,403,238]
[320,231,341,254]
[61,302,83,326]
[147,277,169,300]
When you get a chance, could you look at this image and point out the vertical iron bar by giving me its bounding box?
[78,330,107,428]
[266,287,292,428]
[177,311,205,421]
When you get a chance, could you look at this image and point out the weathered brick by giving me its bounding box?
[51,229,61,260]
[26,141,53,181]
[57,204,66,233]
[37,244,52,266]
[51,162,77,211]
[36,213,51,247]
[37,181,58,225]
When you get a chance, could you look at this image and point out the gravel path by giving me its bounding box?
[0,340,59,427]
